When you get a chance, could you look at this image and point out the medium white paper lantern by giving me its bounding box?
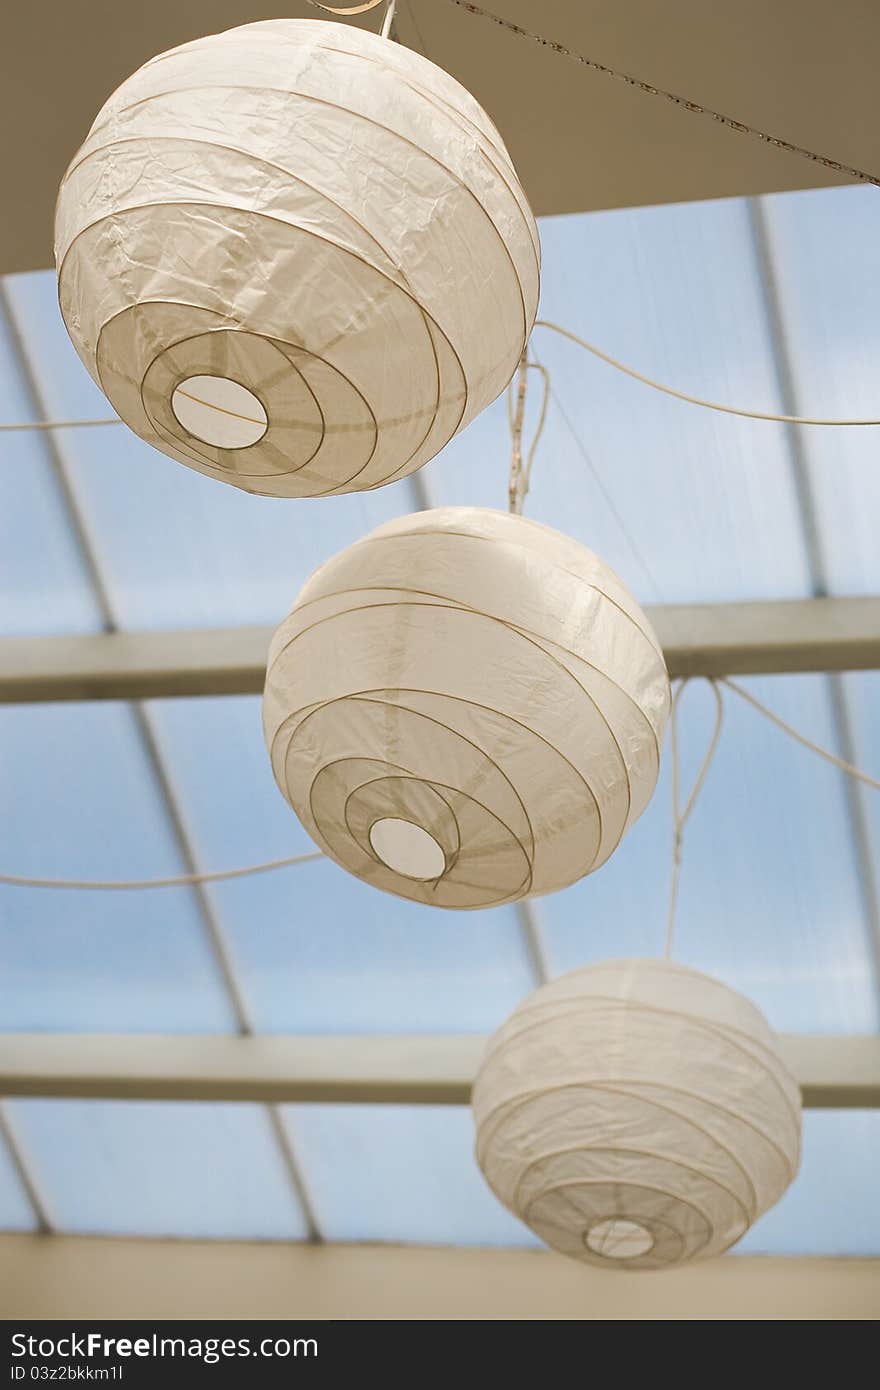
[473,959,802,1269]
[263,507,670,907]
[54,19,539,497]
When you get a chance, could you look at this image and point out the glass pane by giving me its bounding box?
[423,196,812,606]
[0,1126,35,1232]
[542,675,878,1034]
[761,186,880,595]
[0,701,235,1031]
[147,695,538,1033]
[285,1104,536,1246]
[738,1110,880,1256]
[0,279,100,636]
[8,1100,306,1239]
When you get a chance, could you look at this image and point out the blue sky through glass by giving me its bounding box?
[1,186,879,1253]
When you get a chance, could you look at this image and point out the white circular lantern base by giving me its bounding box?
[473,958,802,1270]
[585,1219,655,1261]
[369,818,446,881]
[171,376,268,449]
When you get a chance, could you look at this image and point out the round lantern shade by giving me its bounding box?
[263,507,670,908]
[54,19,539,497]
[473,958,802,1269]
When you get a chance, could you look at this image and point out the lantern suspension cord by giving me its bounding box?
[665,678,725,959]
[5,678,880,891]
[507,358,550,513]
[444,1,880,191]
[304,0,396,33]
[0,417,121,432]
[721,678,880,791]
[507,354,528,512]
[533,321,880,428]
[0,849,324,891]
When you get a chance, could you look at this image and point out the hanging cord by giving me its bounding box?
[5,677,880,891]
[507,358,550,513]
[0,417,121,432]
[507,353,528,512]
[5,315,880,435]
[721,677,880,791]
[306,2,388,15]
[534,320,880,427]
[665,678,725,958]
[529,343,663,600]
[444,1,880,190]
[305,0,397,35]
[0,849,324,892]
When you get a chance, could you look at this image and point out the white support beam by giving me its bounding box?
[2,597,879,705]
[1,1033,878,1109]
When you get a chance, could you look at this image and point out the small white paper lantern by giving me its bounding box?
[473,958,802,1269]
[55,19,539,497]
[263,507,670,907]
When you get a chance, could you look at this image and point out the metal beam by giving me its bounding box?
[2,596,880,705]
[1,1033,878,1109]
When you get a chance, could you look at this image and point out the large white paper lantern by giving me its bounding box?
[263,507,670,907]
[54,19,539,497]
[473,958,802,1269]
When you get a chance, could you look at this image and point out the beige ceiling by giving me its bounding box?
[4,0,876,273]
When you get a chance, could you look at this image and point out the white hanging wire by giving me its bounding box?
[0,417,121,431]
[665,678,725,959]
[506,357,549,513]
[443,1,880,190]
[0,849,324,891]
[721,677,880,791]
[535,320,880,427]
[528,343,663,601]
[3,673,880,890]
[5,317,880,435]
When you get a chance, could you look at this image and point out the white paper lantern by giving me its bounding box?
[473,958,802,1269]
[54,19,539,497]
[263,507,670,907]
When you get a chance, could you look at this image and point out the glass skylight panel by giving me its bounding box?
[0,1127,36,1232]
[760,186,880,595]
[423,195,813,606]
[737,1110,880,1256]
[542,675,879,1035]
[7,1100,307,1239]
[146,695,538,1033]
[0,701,236,1031]
[284,1104,537,1247]
[0,283,101,636]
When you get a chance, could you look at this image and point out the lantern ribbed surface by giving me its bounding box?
[55,19,539,497]
[473,959,802,1269]
[263,507,670,908]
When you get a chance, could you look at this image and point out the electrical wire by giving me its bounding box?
[535,320,880,427]
[721,677,880,790]
[664,678,725,959]
[0,850,324,891]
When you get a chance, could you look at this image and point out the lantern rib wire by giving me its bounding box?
[0,282,324,1246]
